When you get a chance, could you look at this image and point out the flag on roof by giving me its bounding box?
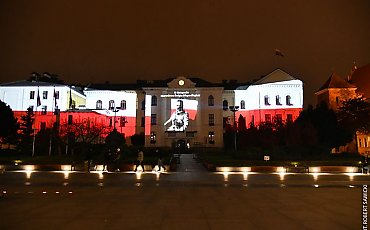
[69,87,73,109]
[275,49,284,57]
[37,88,41,107]
[53,87,58,107]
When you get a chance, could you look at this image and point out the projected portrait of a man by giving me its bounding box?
[164,100,189,131]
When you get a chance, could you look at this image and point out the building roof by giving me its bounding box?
[0,80,66,87]
[316,72,357,93]
[252,68,298,85]
[350,63,370,98]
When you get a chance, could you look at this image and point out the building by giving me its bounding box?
[315,64,370,156]
[0,68,303,149]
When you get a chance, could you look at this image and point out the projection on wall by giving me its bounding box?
[164,99,198,131]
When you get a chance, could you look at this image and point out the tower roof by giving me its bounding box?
[316,72,356,93]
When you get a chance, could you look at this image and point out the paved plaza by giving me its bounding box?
[0,155,368,229]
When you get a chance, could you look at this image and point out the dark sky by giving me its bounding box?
[1,0,370,106]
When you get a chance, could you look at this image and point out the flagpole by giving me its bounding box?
[49,86,56,156]
[32,86,41,157]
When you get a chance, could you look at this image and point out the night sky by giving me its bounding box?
[1,0,370,106]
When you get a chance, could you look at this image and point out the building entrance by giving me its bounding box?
[175,139,190,154]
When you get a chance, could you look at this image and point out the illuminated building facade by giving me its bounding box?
[316,63,370,156]
[0,69,303,149]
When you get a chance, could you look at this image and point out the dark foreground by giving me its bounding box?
[0,170,368,230]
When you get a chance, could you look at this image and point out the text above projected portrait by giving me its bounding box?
[164,99,198,132]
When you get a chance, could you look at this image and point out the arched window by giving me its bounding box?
[109,100,115,110]
[120,100,126,110]
[276,95,282,105]
[151,96,157,106]
[240,100,245,109]
[223,100,228,110]
[96,100,102,109]
[208,95,214,106]
[286,95,292,105]
[264,95,270,105]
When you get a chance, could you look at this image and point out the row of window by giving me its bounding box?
[30,90,60,100]
[264,114,293,123]
[222,95,293,110]
[96,100,127,110]
[98,94,292,111]
[264,95,292,106]
[358,138,369,148]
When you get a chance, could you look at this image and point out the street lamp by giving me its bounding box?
[229,105,239,151]
[112,107,119,130]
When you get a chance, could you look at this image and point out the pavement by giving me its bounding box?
[0,154,368,230]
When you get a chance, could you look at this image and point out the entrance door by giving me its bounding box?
[176,139,189,154]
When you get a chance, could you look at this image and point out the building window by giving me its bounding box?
[208,95,214,106]
[150,132,156,144]
[208,131,215,144]
[265,114,271,123]
[286,95,292,105]
[336,97,339,104]
[120,100,126,110]
[240,100,245,109]
[264,95,270,105]
[120,117,127,127]
[54,91,59,99]
[141,100,145,110]
[276,95,282,105]
[96,100,102,109]
[359,138,362,147]
[43,91,48,99]
[40,122,46,130]
[365,138,368,148]
[186,132,195,137]
[151,114,157,125]
[223,100,228,110]
[287,114,293,123]
[141,117,145,127]
[109,100,115,110]
[151,96,157,106]
[275,114,282,123]
[209,114,215,126]
[30,91,35,99]
[68,115,73,125]
[41,106,47,115]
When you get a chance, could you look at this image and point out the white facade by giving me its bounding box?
[84,89,137,118]
[0,82,85,112]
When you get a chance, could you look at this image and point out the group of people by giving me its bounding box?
[134,148,166,172]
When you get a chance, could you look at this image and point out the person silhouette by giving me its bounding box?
[134,149,145,172]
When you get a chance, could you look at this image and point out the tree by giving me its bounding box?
[294,103,352,149]
[18,107,35,154]
[59,119,110,156]
[338,96,370,135]
[130,133,145,147]
[0,100,18,145]
[105,129,126,153]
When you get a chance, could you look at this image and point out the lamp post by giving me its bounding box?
[112,107,119,130]
[229,105,239,151]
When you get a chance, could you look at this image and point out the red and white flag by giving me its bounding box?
[53,88,58,107]
[275,49,284,57]
[37,88,41,107]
